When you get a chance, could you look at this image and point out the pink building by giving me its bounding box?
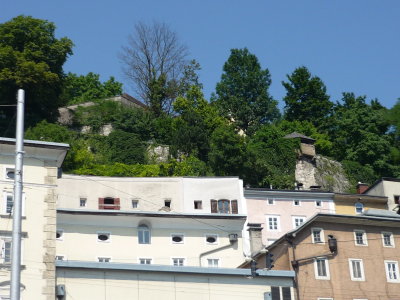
[245,188,335,252]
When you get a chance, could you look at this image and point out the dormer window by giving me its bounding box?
[355,202,364,214]
[210,199,238,214]
[99,197,120,210]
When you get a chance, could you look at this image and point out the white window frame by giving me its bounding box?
[266,215,280,231]
[311,227,325,243]
[207,258,219,268]
[97,256,111,263]
[138,224,151,244]
[132,199,139,209]
[56,229,64,241]
[55,255,66,261]
[2,192,25,216]
[138,258,152,265]
[4,167,15,180]
[0,237,12,264]
[292,216,306,229]
[97,231,111,243]
[314,257,330,280]
[355,202,364,214]
[267,198,275,205]
[205,234,218,245]
[293,199,301,206]
[171,233,184,244]
[354,230,368,246]
[79,197,87,207]
[384,260,400,283]
[348,258,365,281]
[382,231,395,248]
[171,257,185,267]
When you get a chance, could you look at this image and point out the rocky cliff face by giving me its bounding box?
[295,155,351,193]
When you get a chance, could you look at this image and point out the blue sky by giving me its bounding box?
[3,1,400,109]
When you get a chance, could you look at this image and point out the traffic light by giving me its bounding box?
[266,252,274,269]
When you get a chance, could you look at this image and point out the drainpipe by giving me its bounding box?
[198,234,238,266]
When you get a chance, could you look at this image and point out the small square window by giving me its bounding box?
[79,198,87,207]
[207,258,219,268]
[312,228,324,243]
[132,200,139,208]
[205,234,218,245]
[97,232,111,242]
[267,216,280,231]
[194,200,202,209]
[354,230,367,246]
[5,168,14,180]
[293,200,300,206]
[394,195,400,205]
[56,230,64,241]
[171,234,184,244]
[315,200,322,207]
[98,257,111,263]
[172,258,185,266]
[164,199,171,208]
[139,258,152,264]
[292,216,306,228]
[382,232,395,248]
[55,255,65,261]
[267,198,275,205]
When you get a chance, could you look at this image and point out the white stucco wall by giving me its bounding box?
[365,180,400,211]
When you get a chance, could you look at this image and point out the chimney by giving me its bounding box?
[247,223,264,255]
[356,182,369,194]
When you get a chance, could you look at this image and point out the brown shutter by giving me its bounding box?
[98,198,105,209]
[210,200,217,213]
[114,198,120,210]
[231,200,238,214]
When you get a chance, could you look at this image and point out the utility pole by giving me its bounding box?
[10,89,25,300]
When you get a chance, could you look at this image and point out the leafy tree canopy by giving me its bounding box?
[282,66,332,129]
[0,15,73,133]
[214,48,280,134]
[61,72,122,105]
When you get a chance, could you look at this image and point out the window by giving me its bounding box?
[314,257,330,279]
[97,232,110,242]
[98,257,111,263]
[210,199,238,214]
[205,234,218,245]
[292,216,306,228]
[194,200,202,209]
[312,228,324,243]
[0,238,11,264]
[394,195,400,205]
[172,258,185,266]
[55,255,65,261]
[349,259,365,281]
[293,200,300,206]
[354,230,367,246]
[139,258,152,264]
[385,261,400,283]
[132,200,139,208]
[3,193,13,214]
[98,197,120,210]
[267,216,280,231]
[56,230,64,241]
[355,202,364,214]
[138,224,150,244]
[79,198,87,207]
[171,234,184,244]
[267,198,275,205]
[218,200,230,213]
[164,199,171,208]
[5,168,14,180]
[207,258,219,268]
[315,200,322,207]
[382,232,395,247]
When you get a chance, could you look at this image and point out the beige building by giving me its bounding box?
[241,210,400,300]
[56,175,250,268]
[0,138,69,300]
[362,178,400,211]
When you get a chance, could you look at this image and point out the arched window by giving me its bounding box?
[355,202,364,214]
[138,224,150,244]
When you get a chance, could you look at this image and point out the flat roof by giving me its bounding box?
[0,137,69,150]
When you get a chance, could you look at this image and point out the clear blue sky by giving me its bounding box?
[3,1,400,109]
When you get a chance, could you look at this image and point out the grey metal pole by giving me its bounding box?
[10,89,25,300]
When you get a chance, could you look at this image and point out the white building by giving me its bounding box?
[0,138,69,300]
[363,177,400,211]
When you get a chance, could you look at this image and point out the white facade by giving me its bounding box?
[0,138,69,300]
[364,178,400,211]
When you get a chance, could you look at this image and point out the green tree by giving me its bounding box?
[208,124,246,176]
[214,48,280,134]
[282,66,332,128]
[0,15,73,133]
[245,125,299,188]
[61,72,122,105]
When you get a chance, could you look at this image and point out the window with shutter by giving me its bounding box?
[114,198,120,210]
[281,287,291,300]
[231,200,238,214]
[98,198,105,209]
[271,286,281,300]
[210,200,217,213]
